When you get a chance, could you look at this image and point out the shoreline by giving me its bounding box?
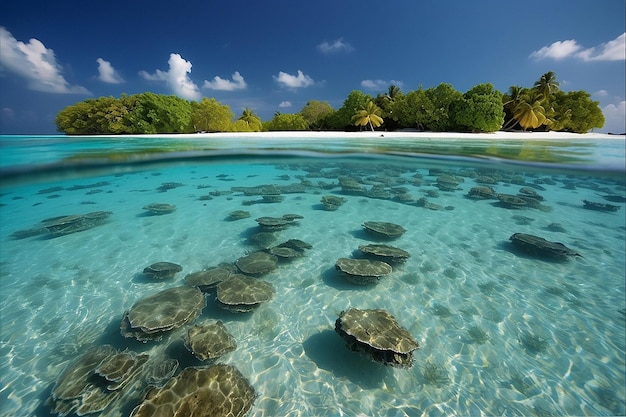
[196,130,624,141]
[1,131,624,141]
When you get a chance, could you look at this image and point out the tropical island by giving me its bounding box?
[55,72,606,135]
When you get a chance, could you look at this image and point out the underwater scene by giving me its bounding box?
[0,134,625,417]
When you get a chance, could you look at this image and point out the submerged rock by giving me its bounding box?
[320,195,347,211]
[582,199,621,212]
[121,286,206,341]
[227,210,251,221]
[42,211,112,237]
[416,197,443,210]
[255,214,301,230]
[362,221,406,239]
[335,308,419,368]
[184,267,233,292]
[466,186,498,200]
[130,365,256,417]
[142,203,176,215]
[268,246,302,259]
[183,321,237,361]
[236,251,278,275]
[497,194,527,209]
[216,274,275,312]
[268,239,312,260]
[338,176,367,195]
[509,233,581,260]
[358,244,410,264]
[335,258,392,285]
[142,261,183,280]
[519,187,544,201]
[46,345,174,417]
[435,174,463,191]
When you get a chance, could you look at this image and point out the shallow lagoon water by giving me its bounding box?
[0,134,625,417]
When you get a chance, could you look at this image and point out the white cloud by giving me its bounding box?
[278,101,292,108]
[139,53,201,100]
[203,71,247,91]
[318,38,353,54]
[274,70,314,88]
[0,26,90,94]
[593,89,609,97]
[96,58,124,84]
[1,107,15,119]
[602,101,626,134]
[530,39,582,60]
[361,79,404,91]
[577,33,625,61]
[530,33,625,61]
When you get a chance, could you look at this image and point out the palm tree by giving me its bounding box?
[385,85,402,101]
[513,91,548,130]
[238,107,262,131]
[546,107,571,131]
[533,71,559,103]
[502,86,525,130]
[351,100,384,131]
[376,85,402,104]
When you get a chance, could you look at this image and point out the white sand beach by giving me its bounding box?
[134,130,625,141]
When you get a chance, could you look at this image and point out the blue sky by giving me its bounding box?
[1,0,624,134]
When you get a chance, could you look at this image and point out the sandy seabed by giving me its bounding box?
[0,133,624,417]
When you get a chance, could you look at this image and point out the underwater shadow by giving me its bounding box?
[198,296,258,323]
[95,315,151,352]
[238,225,262,239]
[164,337,206,370]
[32,382,55,417]
[320,266,371,291]
[303,329,389,389]
[135,211,173,218]
[130,271,166,284]
[347,229,374,241]
[347,228,399,243]
[496,240,569,264]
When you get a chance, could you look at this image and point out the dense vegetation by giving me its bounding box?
[55,72,604,135]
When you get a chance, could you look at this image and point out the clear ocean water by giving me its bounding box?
[0,133,624,417]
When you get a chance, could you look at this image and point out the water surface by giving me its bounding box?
[1,134,624,416]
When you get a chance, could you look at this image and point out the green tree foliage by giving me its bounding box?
[190,98,233,132]
[265,113,308,131]
[452,83,504,132]
[126,93,193,134]
[236,107,262,131]
[374,85,402,130]
[55,71,604,135]
[533,71,560,102]
[351,100,384,131]
[391,88,432,130]
[502,86,525,130]
[56,96,136,134]
[500,73,603,133]
[299,100,334,130]
[56,93,193,134]
[55,99,105,135]
[325,90,372,130]
[424,83,463,132]
[513,90,548,130]
[553,91,604,133]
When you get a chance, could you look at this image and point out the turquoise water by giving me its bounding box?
[0,134,625,416]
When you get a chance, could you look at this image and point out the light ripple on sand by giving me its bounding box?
[0,155,624,417]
